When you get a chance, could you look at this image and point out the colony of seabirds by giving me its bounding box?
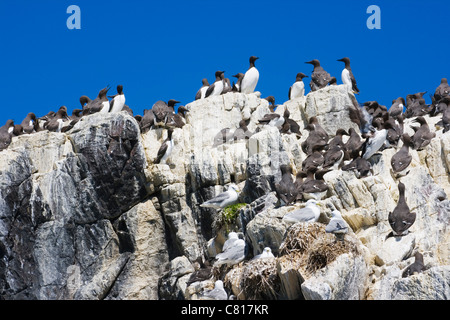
[1,56,448,299]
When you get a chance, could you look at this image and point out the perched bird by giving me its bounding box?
[252,247,275,260]
[264,96,278,112]
[0,119,15,151]
[232,73,244,92]
[155,128,174,164]
[404,92,429,118]
[186,261,213,286]
[391,133,412,175]
[199,280,228,300]
[169,105,188,129]
[151,100,172,125]
[79,96,92,115]
[322,144,345,170]
[344,128,364,160]
[388,182,416,236]
[258,108,288,129]
[45,106,69,132]
[214,232,246,267]
[288,72,308,100]
[205,71,225,98]
[302,144,325,172]
[298,167,329,200]
[195,78,210,100]
[337,57,359,94]
[328,129,349,150]
[282,199,321,224]
[434,78,450,102]
[410,116,436,150]
[108,85,126,113]
[200,184,240,210]
[301,117,329,155]
[402,252,426,278]
[305,59,332,91]
[325,210,349,241]
[280,109,301,138]
[362,119,394,160]
[341,157,372,178]
[437,96,450,132]
[389,97,406,119]
[233,120,253,141]
[275,164,297,206]
[139,109,155,134]
[20,112,37,134]
[85,87,110,115]
[240,56,260,94]
[221,73,232,95]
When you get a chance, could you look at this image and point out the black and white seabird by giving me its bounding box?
[389,97,406,119]
[280,110,301,138]
[302,144,325,173]
[155,128,174,164]
[151,100,174,126]
[402,252,426,278]
[240,56,260,94]
[301,117,329,155]
[85,87,110,115]
[297,167,329,200]
[0,120,15,151]
[45,106,70,132]
[139,109,155,134]
[388,181,416,237]
[410,116,436,150]
[221,73,232,95]
[205,71,225,98]
[434,78,450,102]
[233,119,253,141]
[168,105,188,129]
[341,157,372,178]
[288,73,308,100]
[437,96,450,132]
[195,78,210,100]
[258,108,288,129]
[404,92,429,118]
[232,73,244,92]
[322,144,345,170]
[391,133,412,175]
[12,124,23,136]
[79,95,92,115]
[274,164,297,206]
[20,112,37,134]
[337,57,359,94]
[362,119,394,160]
[344,128,364,160]
[305,59,332,92]
[108,85,126,113]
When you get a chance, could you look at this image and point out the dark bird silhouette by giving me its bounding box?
[410,116,436,150]
[305,59,332,91]
[391,133,412,174]
[388,182,416,237]
[402,252,426,278]
[274,164,297,205]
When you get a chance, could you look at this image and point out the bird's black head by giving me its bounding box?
[305,59,320,67]
[337,57,351,65]
[117,85,123,94]
[296,72,308,80]
[168,99,180,107]
[202,78,209,86]
[264,96,276,105]
[98,87,110,98]
[214,71,224,79]
[249,56,259,63]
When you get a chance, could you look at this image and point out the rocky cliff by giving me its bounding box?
[0,85,449,300]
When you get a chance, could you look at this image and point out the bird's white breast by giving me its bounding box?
[200,86,208,99]
[241,67,259,94]
[100,101,110,113]
[291,81,305,99]
[212,81,224,96]
[341,69,352,86]
[111,95,126,113]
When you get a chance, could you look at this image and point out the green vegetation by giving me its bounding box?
[222,203,247,229]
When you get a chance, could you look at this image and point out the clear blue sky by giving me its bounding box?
[0,0,449,126]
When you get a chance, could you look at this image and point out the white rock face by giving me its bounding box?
[1,89,449,300]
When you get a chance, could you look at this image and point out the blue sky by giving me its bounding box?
[0,0,449,126]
